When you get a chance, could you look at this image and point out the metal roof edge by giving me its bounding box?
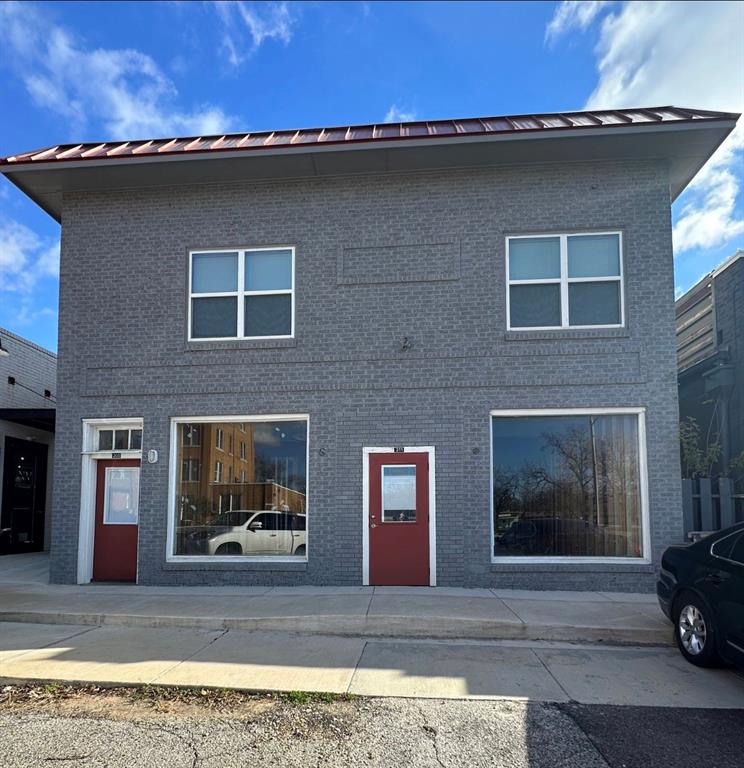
[1,117,737,174]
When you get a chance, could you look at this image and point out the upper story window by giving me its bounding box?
[189,247,294,340]
[506,233,623,330]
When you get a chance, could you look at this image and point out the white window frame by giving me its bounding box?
[214,460,223,483]
[188,246,295,342]
[489,407,651,565]
[215,427,224,451]
[505,231,625,331]
[167,414,310,563]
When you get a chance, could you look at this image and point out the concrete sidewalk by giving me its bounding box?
[2,621,744,707]
[0,583,670,644]
[0,554,670,645]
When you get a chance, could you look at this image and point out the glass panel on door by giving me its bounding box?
[381,465,417,522]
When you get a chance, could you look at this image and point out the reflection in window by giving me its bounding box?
[173,419,307,558]
[382,465,417,522]
[492,414,643,558]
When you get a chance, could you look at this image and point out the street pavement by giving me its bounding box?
[1,694,742,767]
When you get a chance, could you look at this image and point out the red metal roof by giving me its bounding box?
[1,106,738,166]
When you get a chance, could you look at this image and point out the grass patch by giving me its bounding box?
[283,690,350,705]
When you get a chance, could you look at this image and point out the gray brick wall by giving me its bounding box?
[51,159,682,590]
[0,326,56,410]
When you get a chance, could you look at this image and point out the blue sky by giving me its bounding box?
[1,0,742,352]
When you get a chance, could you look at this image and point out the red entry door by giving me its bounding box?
[368,452,430,586]
[92,459,140,582]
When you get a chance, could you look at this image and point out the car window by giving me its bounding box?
[213,511,249,526]
[293,514,306,531]
[711,531,740,560]
[251,513,278,531]
[275,513,293,531]
[728,534,744,565]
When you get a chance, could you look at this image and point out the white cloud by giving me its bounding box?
[0,1,234,138]
[214,1,296,68]
[384,105,418,123]
[0,218,60,294]
[545,1,612,44]
[548,0,744,256]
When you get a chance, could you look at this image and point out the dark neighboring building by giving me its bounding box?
[0,328,56,554]
[676,251,744,487]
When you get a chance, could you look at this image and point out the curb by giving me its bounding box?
[0,611,672,646]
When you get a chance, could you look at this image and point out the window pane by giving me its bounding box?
[492,414,642,558]
[191,252,238,293]
[98,430,113,451]
[510,284,561,328]
[173,419,307,558]
[382,465,417,522]
[103,467,139,525]
[509,237,560,280]
[568,235,620,278]
[244,294,292,337]
[130,429,142,450]
[114,430,129,450]
[191,297,237,338]
[245,249,292,291]
[568,281,620,326]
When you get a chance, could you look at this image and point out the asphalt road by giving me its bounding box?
[1,694,743,767]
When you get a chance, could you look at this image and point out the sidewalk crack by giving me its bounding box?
[149,628,228,685]
[531,649,572,701]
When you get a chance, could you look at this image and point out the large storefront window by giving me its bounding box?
[492,412,645,559]
[173,418,307,558]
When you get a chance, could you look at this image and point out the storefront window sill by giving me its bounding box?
[163,560,308,572]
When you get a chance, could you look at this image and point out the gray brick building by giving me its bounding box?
[1,106,738,591]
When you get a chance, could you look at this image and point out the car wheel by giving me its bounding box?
[673,591,720,667]
[215,542,242,556]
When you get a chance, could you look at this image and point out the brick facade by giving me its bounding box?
[50,159,683,590]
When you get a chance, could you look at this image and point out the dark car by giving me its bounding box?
[657,522,744,668]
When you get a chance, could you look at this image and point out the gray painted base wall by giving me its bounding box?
[50,159,682,591]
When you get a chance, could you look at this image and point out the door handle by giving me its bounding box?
[705,573,724,585]
[269,534,277,538]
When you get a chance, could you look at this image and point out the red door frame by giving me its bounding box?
[92,459,140,582]
[364,448,435,586]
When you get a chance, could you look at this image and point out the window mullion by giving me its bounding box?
[560,235,569,327]
[237,251,245,338]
